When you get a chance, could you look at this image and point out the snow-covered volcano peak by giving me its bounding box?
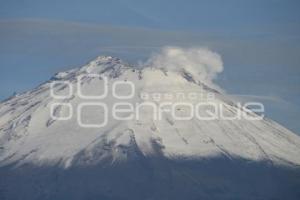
[1,55,300,169]
[51,54,216,91]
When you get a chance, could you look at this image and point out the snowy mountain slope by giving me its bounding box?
[1,55,300,200]
[0,55,300,168]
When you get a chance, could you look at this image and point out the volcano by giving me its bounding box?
[0,56,300,200]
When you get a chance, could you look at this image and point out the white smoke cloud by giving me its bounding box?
[143,46,224,89]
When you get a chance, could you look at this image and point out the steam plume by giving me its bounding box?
[144,46,223,89]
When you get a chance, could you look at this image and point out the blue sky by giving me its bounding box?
[0,0,300,133]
